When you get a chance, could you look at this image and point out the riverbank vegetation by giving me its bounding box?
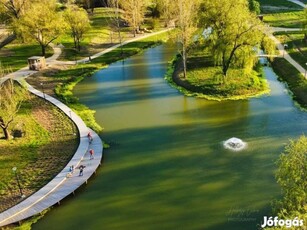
[0,87,78,213]
[271,58,307,108]
[264,135,307,230]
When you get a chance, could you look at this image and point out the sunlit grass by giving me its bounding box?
[263,11,304,28]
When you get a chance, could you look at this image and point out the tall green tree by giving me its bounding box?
[119,0,148,37]
[155,0,177,27]
[64,4,90,51]
[174,0,200,78]
[15,0,66,56]
[303,8,307,43]
[0,79,28,140]
[201,0,264,81]
[107,0,124,55]
[275,136,307,216]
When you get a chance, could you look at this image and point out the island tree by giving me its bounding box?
[64,4,91,51]
[0,79,28,140]
[201,0,264,82]
[15,0,66,56]
[174,0,200,78]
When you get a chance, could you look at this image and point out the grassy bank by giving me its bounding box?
[271,57,307,108]
[166,51,269,101]
[0,93,78,213]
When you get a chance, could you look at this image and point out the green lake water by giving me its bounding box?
[33,44,307,230]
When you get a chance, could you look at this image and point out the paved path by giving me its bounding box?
[0,72,103,227]
[49,29,173,66]
[287,0,306,8]
[0,29,172,227]
[266,26,307,79]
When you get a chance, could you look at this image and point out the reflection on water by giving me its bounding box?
[33,44,307,230]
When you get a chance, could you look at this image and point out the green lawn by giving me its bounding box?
[56,7,165,61]
[263,11,305,27]
[0,43,53,72]
[0,92,78,212]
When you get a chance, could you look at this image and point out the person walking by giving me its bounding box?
[89,149,94,160]
[87,132,93,144]
[79,165,86,176]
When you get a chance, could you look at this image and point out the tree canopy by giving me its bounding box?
[276,136,307,216]
[201,0,265,80]
[14,0,66,56]
[119,0,148,37]
[64,4,90,51]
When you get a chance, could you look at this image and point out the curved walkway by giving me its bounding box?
[0,29,172,227]
[0,76,103,227]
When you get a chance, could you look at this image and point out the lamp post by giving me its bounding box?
[40,83,45,99]
[12,167,25,198]
[68,110,76,135]
[283,44,288,57]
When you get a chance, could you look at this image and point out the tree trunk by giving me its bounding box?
[74,37,77,49]
[182,44,187,78]
[2,127,10,140]
[77,38,80,51]
[182,53,187,78]
[41,45,46,57]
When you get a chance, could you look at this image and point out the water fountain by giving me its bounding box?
[223,137,247,151]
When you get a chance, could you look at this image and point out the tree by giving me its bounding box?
[155,0,177,27]
[248,0,260,15]
[201,0,264,81]
[107,0,124,55]
[0,0,30,21]
[0,79,28,140]
[0,0,31,46]
[275,136,307,215]
[303,8,307,43]
[64,4,91,51]
[119,0,148,37]
[174,0,200,78]
[15,0,66,56]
